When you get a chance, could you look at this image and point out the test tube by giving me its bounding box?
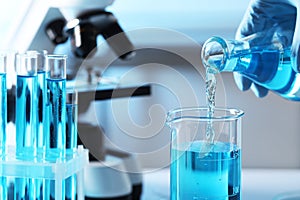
[26,50,49,151]
[27,50,49,200]
[5,51,18,147]
[0,53,7,154]
[0,53,7,200]
[65,90,78,200]
[66,90,78,151]
[45,54,67,154]
[15,52,38,200]
[15,53,38,156]
[45,54,67,199]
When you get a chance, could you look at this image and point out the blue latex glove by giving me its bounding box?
[234,0,300,98]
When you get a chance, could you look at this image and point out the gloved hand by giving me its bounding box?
[234,0,300,98]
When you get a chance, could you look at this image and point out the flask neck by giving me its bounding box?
[201,36,225,73]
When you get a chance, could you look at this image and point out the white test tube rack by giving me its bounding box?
[0,145,89,200]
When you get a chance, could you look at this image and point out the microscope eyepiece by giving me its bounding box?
[66,20,98,58]
[47,9,135,79]
[64,10,135,59]
[45,19,68,45]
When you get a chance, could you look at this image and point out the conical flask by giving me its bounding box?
[201,29,300,100]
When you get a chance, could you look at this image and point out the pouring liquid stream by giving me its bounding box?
[201,67,217,157]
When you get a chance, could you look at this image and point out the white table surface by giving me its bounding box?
[141,168,300,200]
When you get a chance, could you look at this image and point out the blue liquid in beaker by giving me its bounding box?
[171,141,241,200]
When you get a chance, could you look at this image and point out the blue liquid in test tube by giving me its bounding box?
[65,91,78,200]
[0,56,6,154]
[46,55,67,199]
[27,50,49,200]
[66,91,78,151]
[33,50,49,151]
[47,78,66,151]
[0,54,7,200]
[16,75,38,153]
[15,53,38,200]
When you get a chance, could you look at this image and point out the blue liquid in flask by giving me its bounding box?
[171,141,241,200]
[203,36,300,101]
[228,49,295,91]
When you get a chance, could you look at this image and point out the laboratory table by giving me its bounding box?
[67,79,151,101]
[141,168,300,200]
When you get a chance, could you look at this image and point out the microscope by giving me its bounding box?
[7,0,145,199]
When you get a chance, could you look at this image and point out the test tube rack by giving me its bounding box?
[0,145,89,200]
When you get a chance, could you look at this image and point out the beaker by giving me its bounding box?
[166,107,244,200]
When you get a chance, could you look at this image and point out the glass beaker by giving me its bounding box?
[166,107,244,200]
